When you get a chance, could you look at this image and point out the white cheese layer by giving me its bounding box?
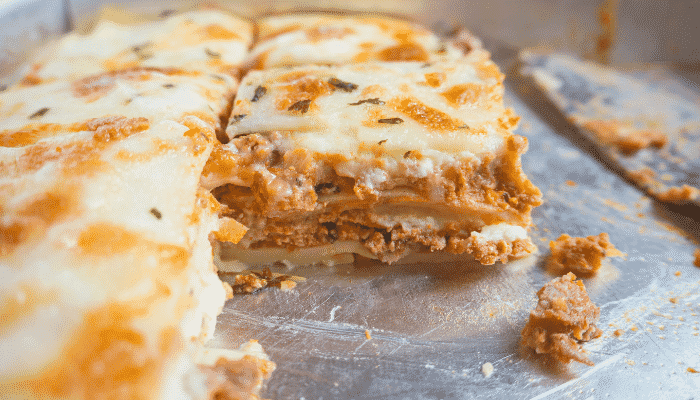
[226,61,508,163]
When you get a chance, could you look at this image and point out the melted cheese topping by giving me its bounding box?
[0,68,234,144]
[248,14,478,69]
[225,61,509,165]
[23,11,253,83]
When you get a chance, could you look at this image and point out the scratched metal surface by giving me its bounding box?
[518,51,700,207]
[210,53,700,398]
[2,2,700,399]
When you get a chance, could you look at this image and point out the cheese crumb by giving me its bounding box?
[365,330,372,340]
[481,362,494,378]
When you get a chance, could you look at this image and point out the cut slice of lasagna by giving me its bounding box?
[202,60,542,267]
[246,14,489,70]
[21,10,253,85]
[0,67,272,399]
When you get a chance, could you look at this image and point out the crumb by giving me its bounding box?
[626,360,635,366]
[688,367,698,373]
[614,329,624,336]
[630,326,638,331]
[566,180,577,187]
[548,233,619,276]
[670,297,678,304]
[694,249,700,268]
[365,330,372,340]
[230,267,303,294]
[674,271,682,277]
[481,362,494,378]
[279,280,297,291]
[521,273,602,366]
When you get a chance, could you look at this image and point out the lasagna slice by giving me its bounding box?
[246,14,489,70]
[0,68,273,399]
[21,10,253,85]
[202,61,542,267]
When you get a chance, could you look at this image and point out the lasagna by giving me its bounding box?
[1,9,542,399]
[0,14,271,400]
[247,13,489,69]
[203,59,541,267]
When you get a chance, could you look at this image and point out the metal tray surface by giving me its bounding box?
[1,3,700,399]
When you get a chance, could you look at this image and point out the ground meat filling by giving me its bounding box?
[521,273,602,366]
[207,131,541,264]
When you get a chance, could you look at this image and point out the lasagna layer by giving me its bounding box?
[205,61,541,265]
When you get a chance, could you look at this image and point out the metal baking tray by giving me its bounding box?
[2,1,699,398]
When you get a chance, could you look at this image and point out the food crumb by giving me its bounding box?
[614,329,624,337]
[565,180,577,187]
[630,326,638,331]
[230,267,304,294]
[694,249,700,268]
[279,280,297,291]
[674,271,681,277]
[670,297,678,304]
[688,367,698,373]
[481,362,494,378]
[521,273,602,366]
[548,233,619,276]
[626,360,635,366]
[365,330,372,340]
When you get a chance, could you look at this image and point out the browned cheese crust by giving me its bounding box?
[521,272,602,366]
[548,232,617,276]
[694,249,700,268]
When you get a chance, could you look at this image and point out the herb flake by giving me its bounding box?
[229,114,247,124]
[251,85,267,102]
[348,98,384,106]
[328,77,358,92]
[150,208,162,219]
[29,107,50,119]
[378,117,403,124]
[288,99,312,114]
[205,48,221,59]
